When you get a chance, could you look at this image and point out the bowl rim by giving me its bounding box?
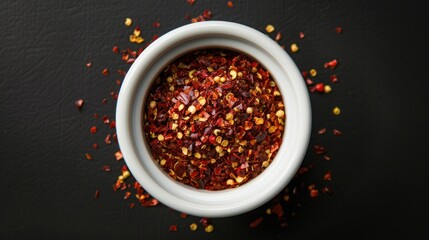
[116,20,311,217]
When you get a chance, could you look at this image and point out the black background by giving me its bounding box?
[1,0,428,239]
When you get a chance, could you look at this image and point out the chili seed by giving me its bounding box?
[290,43,299,53]
[124,18,132,27]
[189,223,198,231]
[114,150,123,161]
[309,69,317,77]
[324,85,332,93]
[265,24,275,33]
[204,224,214,233]
[332,106,341,115]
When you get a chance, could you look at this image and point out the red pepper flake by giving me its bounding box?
[335,26,343,34]
[117,69,126,76]
[332,129,342,136]
[92,143,99,150]
[227,1,234,8]
[299,32,305,39]
[115,79,122,86]
[249,217,264,228]
[202,9,212,19]
[124,191,131,199]
[94,190,100,199]
[280,221,288,228]
[309,188,319,198]
[112,46,119,54]
[93,113,99,119]
[318,128,327,135]
[323,171,332,181]
[324,59,338,69]
[180,212,188,218]
[90,126,97,134]
[109,121,116,129]
[274,32,282,41]
[314,83,324,93]
[323,155,331,161]
[313,145,326,155]
[187,0,195,5]
[330,74,339,83]
[74,99,84,110]
[114,150,123,161]
[271,203,284,219]
[105,134,111,144]
[101,98,108,104]
[152,21,161,28]
[169,225,178,232]
[200,217,209,227]
[322,186,333,195]
[85,153,93,160]
[129,202,135,208]
[102,165,111,172]
[102,68,109,76]
[85,62,92,68]
[102,115,110,124]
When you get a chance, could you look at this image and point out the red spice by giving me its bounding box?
[272,202,284,219]
[335,26,343,34]
[309,188,319,198]
[299,32,305,39]
[180,212,188,218]
[314,83,325,93]
[102,98,108,104]
[129,202,136,208]
[105,134,112,144]
[274,32,282,41]
[323,171,332,181]
[144,49,285,190]
[114,150,123,161]
[124,191,131,199]
[85,153,93,160]
[169,225,178,232]
[102,165,111,172]
[85,62,92,68]
[330,74,339,83]
[323,155,331,161]
[75,99,84,110]
[318,128,326,135]
[112,46,119,54]
[109,121,116,129]
[90,126,97,134]
[102,68,109,76]
[92,143,99,150]
[227,1,234,8]
[332,129,342,136]
[324,59,338,69]
[186,0,195,5]
[322,186,333,195]
[94,190,100,198]
[200,217,209,227]
[249,217,264,228]
[152,21,161,28]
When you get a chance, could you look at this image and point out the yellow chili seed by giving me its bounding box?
[324,85,332,93]
[333,106,341,115]
[198,96,206,106]
[189,223,198,231]
[177,132,183,139]
[310,69,317,77]
[157,134,164,141]
[275,109,285,118]
[216,136,223,144]
[122,170,131,179]
[221,139,229,147]
[124,18,132,27]
[226,179,235,185]
[167,76,173,83]
[246,107,253,114]
[265,24,275,33]
[149,101,156,108]
[181,147,188,155]
[188,105,196,115]
[236,176,244,183]
[230,70,237,79]
[254,117,264,125]
[225,112,233,120]
[290,43,299,53]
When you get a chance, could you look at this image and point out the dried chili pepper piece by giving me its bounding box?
[249,217,264,228]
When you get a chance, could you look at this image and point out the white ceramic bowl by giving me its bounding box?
[116,21,311,217]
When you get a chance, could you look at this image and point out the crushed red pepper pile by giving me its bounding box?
[144,49,285,190]
[77,0,343,233]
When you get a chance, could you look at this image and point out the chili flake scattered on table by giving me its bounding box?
[143,49,286,190]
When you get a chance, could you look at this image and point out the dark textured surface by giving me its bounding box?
[1,0,428,239]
